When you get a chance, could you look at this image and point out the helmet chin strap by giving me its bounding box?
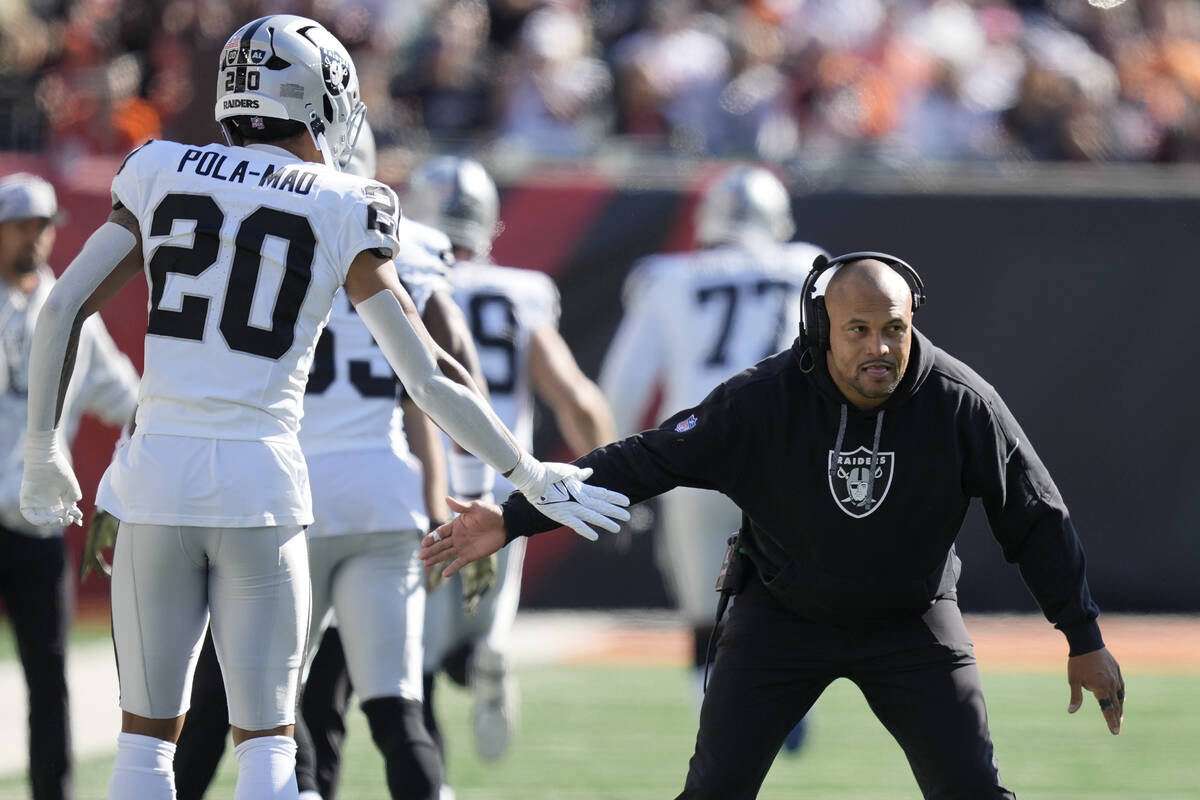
[314,130,338,170]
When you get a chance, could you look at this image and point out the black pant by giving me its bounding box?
[301,627,354,800]
[0,523,73,800]
[679,577,1015,800]
[174,632,228,800]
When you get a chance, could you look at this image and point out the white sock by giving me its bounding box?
[108,732,176,799]
[297,792,324,800]
[233,735,299,800]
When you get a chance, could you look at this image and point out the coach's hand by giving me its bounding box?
[20,430,83,528]
[420,497,507,579]
[507,455,630,541]
[1067,646,1125,734]
[81,508,119,581]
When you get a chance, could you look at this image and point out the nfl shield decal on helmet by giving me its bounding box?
[675,414,699,433]
[827,446,894,518]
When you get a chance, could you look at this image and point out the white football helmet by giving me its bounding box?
[404,156,500,258]
[215,15,366,171]
[694,165,795,247]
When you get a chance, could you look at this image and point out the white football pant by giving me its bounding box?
[110,522,310,730]
[305,530,425,701]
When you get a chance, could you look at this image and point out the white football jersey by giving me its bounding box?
[601,240,824,435]
[97,139,401,527]
[449,262,559,495]
[300,219,451,538]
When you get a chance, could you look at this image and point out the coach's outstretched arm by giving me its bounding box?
[344,249,630,541]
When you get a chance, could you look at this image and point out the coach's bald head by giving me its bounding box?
[822,259,914,410]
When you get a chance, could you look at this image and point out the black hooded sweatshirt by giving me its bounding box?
[501,330,1104,656]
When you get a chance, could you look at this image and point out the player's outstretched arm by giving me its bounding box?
[1067,646,1125,735]
[419,497,508,578]
[344,250,630,540]
[21,210,144,527]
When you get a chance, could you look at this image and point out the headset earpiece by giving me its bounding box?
[813,295,831,352]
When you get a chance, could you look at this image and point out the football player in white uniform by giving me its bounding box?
[287,131,491,800]
[18,15,627,800]
[599,164,823,750]
[405,156,617,773]
[168,124,477,800]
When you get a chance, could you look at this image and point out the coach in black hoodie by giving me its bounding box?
[419,255,1125,800]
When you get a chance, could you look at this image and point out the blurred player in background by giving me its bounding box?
[0,172,139,800]
[599,164,823,751]
[18,15,626,800]
[404,156,617,783]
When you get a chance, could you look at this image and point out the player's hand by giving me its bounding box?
[1067,646,1125,735]
[458,554,496,618]
[80,508,119,581]
[460,552,498,615]
[506,454,630,541]
[20,431,83,528]
[420,497,507,578]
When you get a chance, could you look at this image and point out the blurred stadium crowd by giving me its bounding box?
[4,0,1200,172]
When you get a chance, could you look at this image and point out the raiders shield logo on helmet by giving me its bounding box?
[827,446,894,518]
[321,48,350,97]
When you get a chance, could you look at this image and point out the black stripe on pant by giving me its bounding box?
[677,576,1016,800]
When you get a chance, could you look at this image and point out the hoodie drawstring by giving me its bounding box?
[865,409,885,510]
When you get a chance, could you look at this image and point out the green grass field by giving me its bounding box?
[4,663,1194,800]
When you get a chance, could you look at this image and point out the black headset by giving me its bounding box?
[798,250,926,353]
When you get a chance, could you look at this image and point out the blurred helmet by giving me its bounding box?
[404,156,500,258]
[344,119,377,180]
[694,165,795,247]
[215,15,366,171]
